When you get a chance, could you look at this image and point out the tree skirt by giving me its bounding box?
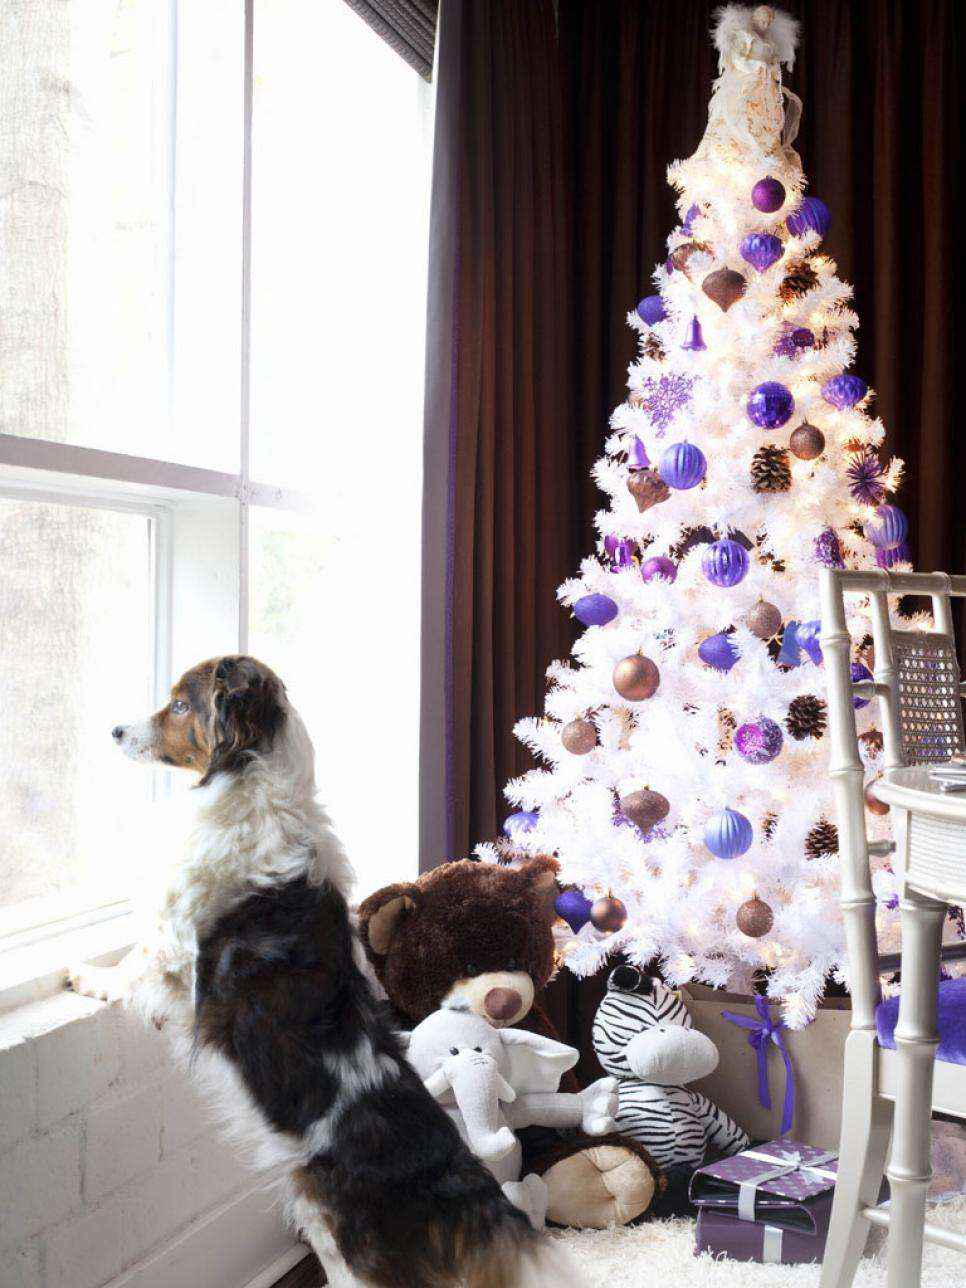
[553,1199,966,1287]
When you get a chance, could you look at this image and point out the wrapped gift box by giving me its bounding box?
[690,1140,838,1264]
[695,1195,832,1265]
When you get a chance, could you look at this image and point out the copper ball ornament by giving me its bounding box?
[620,789,670,832]
[865,778,890,817]
[789,422,826,461]
[591,896,628,934]
[746,600,783,640]
[613,654,660,701]
[737,896,774,938]
[561,718,598,756]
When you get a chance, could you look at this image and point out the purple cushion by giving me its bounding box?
[876,977,966,1066]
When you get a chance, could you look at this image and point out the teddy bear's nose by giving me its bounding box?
[484,987,522,1021]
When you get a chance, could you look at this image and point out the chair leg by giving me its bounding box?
[820,1029,893,1288]
[885,890,945,1288]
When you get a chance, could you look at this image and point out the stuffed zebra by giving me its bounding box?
[591,965,750,1172]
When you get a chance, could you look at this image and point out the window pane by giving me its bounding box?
[0,0,241,470]
[249,506,419,898]
[250,0,431,489]
[0,499,156,913]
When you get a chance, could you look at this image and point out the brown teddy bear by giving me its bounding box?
[358,856,661,1228]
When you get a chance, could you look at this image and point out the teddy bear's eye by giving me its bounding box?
[473,1046,482,1053]
[465,963,478,977]
[450,1047,460,1055]
[506,957,518,971]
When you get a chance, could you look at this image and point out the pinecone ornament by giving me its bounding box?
[780,258,820,302]
[805,819,839,858]
[786,694,828,740]
[751,445,792,493]
[642,333,665,362]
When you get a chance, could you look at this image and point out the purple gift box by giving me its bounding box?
[696,1195,833,1265]
[690,1140,838,1228]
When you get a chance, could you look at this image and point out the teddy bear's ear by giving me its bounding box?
[517,856,560,917]
[357,883,421,959]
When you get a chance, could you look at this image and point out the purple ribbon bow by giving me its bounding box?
[722,996,796,1136]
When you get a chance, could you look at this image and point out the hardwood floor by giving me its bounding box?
[273,1251,322,1287]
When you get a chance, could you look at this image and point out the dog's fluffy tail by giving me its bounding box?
[466,1227,588,1288]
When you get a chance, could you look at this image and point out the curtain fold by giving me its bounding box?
[424,0,964,873]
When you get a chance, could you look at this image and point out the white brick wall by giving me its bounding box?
[0,994,295,1288]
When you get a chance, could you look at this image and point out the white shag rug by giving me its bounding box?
[554,1198,966,1287]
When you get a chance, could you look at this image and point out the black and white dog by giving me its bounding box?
[71,656,581,1287]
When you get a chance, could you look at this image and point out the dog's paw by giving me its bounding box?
[67,963,127,1004]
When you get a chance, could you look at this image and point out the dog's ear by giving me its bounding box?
[199,656,285,786]
[358,883,421,962]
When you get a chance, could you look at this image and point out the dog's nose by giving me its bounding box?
[111,726,125,743]
[484,988,522,1021]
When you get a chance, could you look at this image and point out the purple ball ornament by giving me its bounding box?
[773,325,815,359]
[787,197,832,240]
[704,808,754,859]
[641,556,677,583]
[813,528,846,569]
[752,176,786,213]
[574,593,619,627]
[735,716,784,765]
[681,316,706,351]
[851,662,874,709]
[659,441,707,490]
[865,504,908,551]
[504,810,538,836]
[876,539,911,569]
[740,233,784,273]
[636,295,667,326]
[823,373,869,409]
[702,539,750,588]
[698,631,740,672]
[747,381,794,429]
[555,888,593,934]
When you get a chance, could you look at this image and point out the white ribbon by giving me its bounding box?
[736,1148,837,1222]
[762,1226,784,1264]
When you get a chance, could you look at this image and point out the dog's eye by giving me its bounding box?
[449,1047,460,1055]
[473,1046,482,1053]
[506,957,518,971]
[171,699,189,716]
[464,964,478,977]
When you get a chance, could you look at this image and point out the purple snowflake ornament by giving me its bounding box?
[638,373,694,434]
[847,451,887,505]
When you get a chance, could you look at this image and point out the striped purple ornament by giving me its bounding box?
[702,539,750,587]
[787,197,831,240]
[865,504,908,550]
[876,540,911,569]
[823,373,868,409]
[659,441,707,490]
[641,556,677,583]
[704,808,754,859]
[740,233,784,273]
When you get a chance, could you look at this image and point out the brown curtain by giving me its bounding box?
[423,0,964,877]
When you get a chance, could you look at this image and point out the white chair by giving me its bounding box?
[819,568,966,1288]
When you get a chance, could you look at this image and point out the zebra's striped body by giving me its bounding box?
[592,971,749,1171]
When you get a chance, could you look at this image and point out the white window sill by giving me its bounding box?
[0,910,135,1017]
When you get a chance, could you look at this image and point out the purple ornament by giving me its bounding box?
[698,631,740,672]
[636,295,666,325]
[574,593,619,627]
[638,373,694,433]
[702,539,750,588]
[504,810,538,836]
[813,528,845,569]
[641,556,677,583]
[823,373,868,409]
[752,177,786,213]
[865,504,908,550]
[628,436,650,469]
[740,233,784,273]
[735,716,784,765]
[796,620,824,666]
[851,662,874,709]
[604,535,636,571]
[846,451,887,505]
[704,808,754,859]
[787,197,832,240]
[555,888,593,934]
[747,381,794,429]
[773,325,815,358]
[681,203,701,234]
[681,315,706,351]
[876,540,911,569]
[658,441,707,490]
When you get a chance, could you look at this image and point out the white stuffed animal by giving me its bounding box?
[592,966,750,1172]
[400,1004,618,1227]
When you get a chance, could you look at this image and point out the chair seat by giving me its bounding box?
[876,977,966,1065]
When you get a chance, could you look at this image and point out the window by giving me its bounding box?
[0,0,431,992]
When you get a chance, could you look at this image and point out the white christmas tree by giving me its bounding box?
[476,5,913,1028]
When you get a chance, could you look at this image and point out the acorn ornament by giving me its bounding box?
[613,655,660,701]
[620,789,670,833]
[561,718,597,755]
[789,423,826,460]
[737,897,774,938]
[702,268,746,312]
[746,600,782,640]
[591,896,628,934]
[627,469,670,513]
